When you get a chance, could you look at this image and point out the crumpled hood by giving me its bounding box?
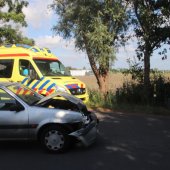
[35,91,84,106]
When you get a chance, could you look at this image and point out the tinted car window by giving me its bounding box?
[0,59,14,78]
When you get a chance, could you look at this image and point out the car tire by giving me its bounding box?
[40,125,70,153]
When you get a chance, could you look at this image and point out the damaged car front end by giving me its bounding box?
[35,92,99,148]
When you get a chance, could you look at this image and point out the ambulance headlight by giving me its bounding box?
[55,86,67,92]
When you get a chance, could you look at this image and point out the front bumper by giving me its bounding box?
[74,93,89,103]
[69,113,98,146]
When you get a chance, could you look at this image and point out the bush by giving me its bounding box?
[116,76,170,107]
[88,89,116,109]
[116,82,146,104]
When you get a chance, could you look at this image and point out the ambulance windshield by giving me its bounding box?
[34,59,71,76]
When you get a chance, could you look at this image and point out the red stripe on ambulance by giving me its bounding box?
[0,53,29,57]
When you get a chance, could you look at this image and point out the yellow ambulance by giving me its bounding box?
[0,45,88,102]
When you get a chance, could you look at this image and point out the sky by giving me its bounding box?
[22,0,170,70]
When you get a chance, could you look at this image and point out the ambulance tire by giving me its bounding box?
[40,125,70,153]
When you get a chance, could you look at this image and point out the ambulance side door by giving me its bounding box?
[17,59,40,85]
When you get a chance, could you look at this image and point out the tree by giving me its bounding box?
[0,0,33,45]
[18,35,35,45]
[51,0,129,93]
[129,0,170,100]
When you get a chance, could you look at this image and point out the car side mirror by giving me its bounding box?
[29,69,37,80]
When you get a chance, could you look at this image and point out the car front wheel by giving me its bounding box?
[40,126,70,153]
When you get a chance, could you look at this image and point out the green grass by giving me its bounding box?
[87,89,116,109]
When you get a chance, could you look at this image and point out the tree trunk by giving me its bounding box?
[144,50,151,102]
[83,35,110,94]
[85,48,109,94]
[86,49,109,94]
[98,74,109,94]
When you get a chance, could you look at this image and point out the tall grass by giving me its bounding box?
[88,89,116,109]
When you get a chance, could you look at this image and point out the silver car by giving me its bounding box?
[0,82,98,153]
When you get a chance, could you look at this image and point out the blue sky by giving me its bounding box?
[22,0,170,70]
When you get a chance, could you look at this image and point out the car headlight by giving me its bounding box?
[55,86,67,92]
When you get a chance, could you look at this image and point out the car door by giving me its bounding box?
[0,88,28,139]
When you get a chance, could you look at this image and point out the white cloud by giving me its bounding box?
[23,0,53,29]
[60,52,89,69]
[35,35,61,48]
[34,35,75,50]
[34,35,88,68]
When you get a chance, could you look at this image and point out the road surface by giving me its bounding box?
[0,111,170,170]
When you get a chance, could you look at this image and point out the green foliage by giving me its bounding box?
[116,82,145,104]
[110,68,119,73]
[18,36,35,46]
[88,86,170,113]
[88,89,116,109]
[0,0,28,26]
[51,0,129,92]
[130,0,170,55]
[86,17,115,67]
[123,58,144,83]
[0,0,29,44]
[116,75,170,106]
[121,56,170,106]
[52,0,128,52]
[0,25,20,44]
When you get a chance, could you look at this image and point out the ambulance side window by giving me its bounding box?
[0,59,14,78]
[19,60,36,77]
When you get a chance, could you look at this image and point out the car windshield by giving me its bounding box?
[7,84,42,105]
[34,59,70,76]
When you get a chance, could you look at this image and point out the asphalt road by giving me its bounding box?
[0,111,170,170]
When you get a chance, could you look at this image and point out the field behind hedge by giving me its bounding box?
[76,72,170,91]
